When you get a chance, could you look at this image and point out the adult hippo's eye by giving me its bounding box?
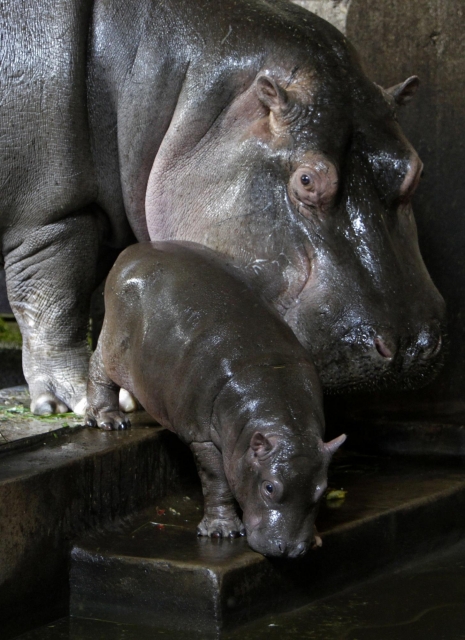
[288,157,338,216]
[265,483,274,494]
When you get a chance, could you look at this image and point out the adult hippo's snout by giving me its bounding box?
[370,321,445,387]
[291,308,446,393]
[373,322,443,365]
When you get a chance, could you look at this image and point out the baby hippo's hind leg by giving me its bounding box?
[191,442,245,539]
[85,339,131,431]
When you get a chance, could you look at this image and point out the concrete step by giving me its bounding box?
[70,452,465,636]
[0,405,190,640]
[13,538,465,640]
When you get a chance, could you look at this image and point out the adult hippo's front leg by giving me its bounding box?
[3,210,100,415]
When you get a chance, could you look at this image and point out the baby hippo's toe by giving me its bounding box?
[85,410,131,431]
[197,514,246,539]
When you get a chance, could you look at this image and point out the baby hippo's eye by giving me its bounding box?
[300,174,311,186]
[261,479,283,501]
[262,480,275,498]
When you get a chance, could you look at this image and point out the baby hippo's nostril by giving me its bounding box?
[277,540,286,554]
[374,336,394,360]
[295,541,307,557]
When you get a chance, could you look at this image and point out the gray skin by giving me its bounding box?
[86,241,346,557]
[0,0,445,415]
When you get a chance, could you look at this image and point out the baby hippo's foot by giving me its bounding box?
[197,511,246,539]
[85,409,131,431]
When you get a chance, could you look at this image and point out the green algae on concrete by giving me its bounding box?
[0,387,82,450]
[0,316,22,347]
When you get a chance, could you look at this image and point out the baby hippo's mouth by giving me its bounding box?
[246,528,310,558]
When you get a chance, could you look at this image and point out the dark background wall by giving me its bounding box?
[329,0,465,425]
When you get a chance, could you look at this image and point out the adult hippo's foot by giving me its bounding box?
[3,212,100,416]
[25,341,90,415]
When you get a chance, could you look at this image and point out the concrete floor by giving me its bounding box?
[13,537,465,639]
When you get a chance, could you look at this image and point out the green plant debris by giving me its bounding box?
[0,316,22,346]
[326,489,348,501]
[0,404,77,423]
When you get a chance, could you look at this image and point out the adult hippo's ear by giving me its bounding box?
[323,434,347,457]
[386,76,420,107]
[256,76,289,113]
[255,75,299,135]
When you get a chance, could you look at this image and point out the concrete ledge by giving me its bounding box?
[0,417,189,639]
[70,453,465,635]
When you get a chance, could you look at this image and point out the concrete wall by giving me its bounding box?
[339,0,465,421]
[291,0,351,34]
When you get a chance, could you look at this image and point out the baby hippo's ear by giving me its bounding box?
[250,432,276,460]
[324,434,347,457]
[386,76,420,106]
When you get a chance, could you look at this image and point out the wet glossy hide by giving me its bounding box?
[86,241,346,556]
[0,0,445,416]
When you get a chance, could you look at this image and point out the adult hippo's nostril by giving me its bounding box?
[374,336,395,360]
[417,328,443,360]
[294,541,308,557]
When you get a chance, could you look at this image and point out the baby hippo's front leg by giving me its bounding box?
[85,340,131,431]
[191,442,245,539]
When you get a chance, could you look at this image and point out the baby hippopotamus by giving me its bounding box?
[86,242,346,557]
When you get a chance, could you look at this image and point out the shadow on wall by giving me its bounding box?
[0,270,11,314]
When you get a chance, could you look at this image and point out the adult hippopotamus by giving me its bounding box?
[0,0,445,415]
[86,241,346,556]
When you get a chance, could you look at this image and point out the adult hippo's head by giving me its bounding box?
[143,3,445,393]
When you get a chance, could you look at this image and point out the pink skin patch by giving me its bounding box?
[399,153,424,203]
[288,154,339,216]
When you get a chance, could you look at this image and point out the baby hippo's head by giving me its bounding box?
[227,429,346,558]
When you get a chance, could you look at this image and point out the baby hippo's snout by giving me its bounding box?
[247,530,312,558]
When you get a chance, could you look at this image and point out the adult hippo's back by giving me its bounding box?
[0,0,445,414]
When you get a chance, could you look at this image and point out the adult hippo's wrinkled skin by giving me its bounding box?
[86,241,346,557]
[0,0,445,414]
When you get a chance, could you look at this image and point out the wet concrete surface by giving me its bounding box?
[13,536,465,639]
[69,453,465,634]
[0,413,190,639]
[0,387,82,454]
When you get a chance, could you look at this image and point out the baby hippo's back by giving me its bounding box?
[100,241,316,441]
